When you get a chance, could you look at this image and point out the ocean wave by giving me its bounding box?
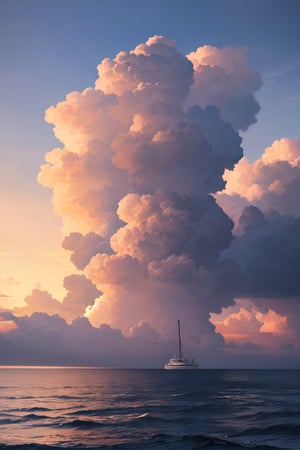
[235,423,300,438]
[0,445,68,450]
[57,418,105,429]
[1,369,299,449]
[15,407,51,412]
[0,433,283,449]
[70,406,139,417]
[180,433,281,449]
[63,410,176,427]
[0,413,50,425]
[172,402,210,413]
[55,395,83,400]
[21,413,51,421]
[244,409,300,422]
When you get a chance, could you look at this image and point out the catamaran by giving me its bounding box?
[164,320,198,370]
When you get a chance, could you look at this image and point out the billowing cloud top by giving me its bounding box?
[186,45,262,131]
[219,138,300,218]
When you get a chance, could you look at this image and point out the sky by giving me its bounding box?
[1,0,300,368]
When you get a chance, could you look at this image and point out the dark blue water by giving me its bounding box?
[0,368,299,449]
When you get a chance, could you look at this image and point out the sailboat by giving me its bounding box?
[164,320,198,370]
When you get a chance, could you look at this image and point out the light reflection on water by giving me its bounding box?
[0,367,300,449]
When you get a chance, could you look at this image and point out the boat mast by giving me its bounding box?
[177,319,182,360]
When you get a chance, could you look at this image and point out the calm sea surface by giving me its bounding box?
[0,367,299,449]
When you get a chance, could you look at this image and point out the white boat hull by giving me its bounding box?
[164,358,198,370]
[164,364,198,370]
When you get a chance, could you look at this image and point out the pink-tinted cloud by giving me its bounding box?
[14,275,100,323]
[257,309,287,334]
[110,192,233,266]
[62,232,111,269]
[218,138,300,222]
[186,46,262,130]
[0,316,17,333]
[38,141,128,236]
[211,298,292,352]
[20,35,299,366]
[36,35,247,350]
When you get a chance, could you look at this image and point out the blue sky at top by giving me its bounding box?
[0,0,299,189]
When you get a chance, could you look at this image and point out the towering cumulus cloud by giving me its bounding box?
[9,36,298,367]
[7,35,300,366]
[37,36,252,359]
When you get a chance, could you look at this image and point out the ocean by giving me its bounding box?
[0,367,299,449]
